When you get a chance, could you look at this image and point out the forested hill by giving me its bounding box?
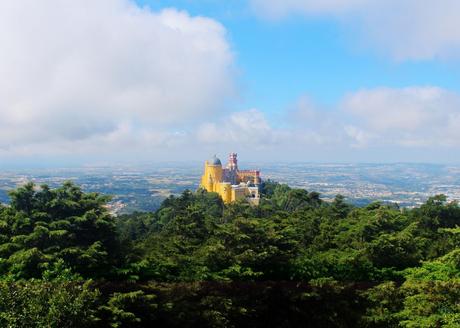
[0,180,459,327]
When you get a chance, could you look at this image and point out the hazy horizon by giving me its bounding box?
[3,159,460,171]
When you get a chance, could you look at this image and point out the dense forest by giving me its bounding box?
[0,180,458,327]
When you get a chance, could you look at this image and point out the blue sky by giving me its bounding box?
[2,0,460,165]
[139,0,460,113]
[150,2,460,88]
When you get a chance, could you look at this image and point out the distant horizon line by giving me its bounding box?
[0,160,459,170]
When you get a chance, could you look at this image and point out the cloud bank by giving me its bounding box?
[1,1,459,163]
[342,87,460,147]
[0,0,234,155]
[194,86,460,161]
[251,0,460,60]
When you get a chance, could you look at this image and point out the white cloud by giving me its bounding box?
[344,125,374,148]
[196,107,344,156]
[0,0,234,154]
[197,109,284,147]
[342,86,460,147]
[205,88,460,157]
[250,0,460,60]
[188,87,460,161]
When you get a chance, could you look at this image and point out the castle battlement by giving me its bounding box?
[200,153,261,205]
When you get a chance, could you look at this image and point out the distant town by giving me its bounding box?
[1,162,460,214]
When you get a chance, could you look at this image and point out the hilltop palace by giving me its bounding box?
[200,153,261,205]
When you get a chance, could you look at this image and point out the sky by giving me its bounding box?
[2,0,460,166]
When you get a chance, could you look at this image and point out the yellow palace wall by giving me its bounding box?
[201,161,246,203]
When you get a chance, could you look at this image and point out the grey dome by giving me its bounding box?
[209,155,222,166]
